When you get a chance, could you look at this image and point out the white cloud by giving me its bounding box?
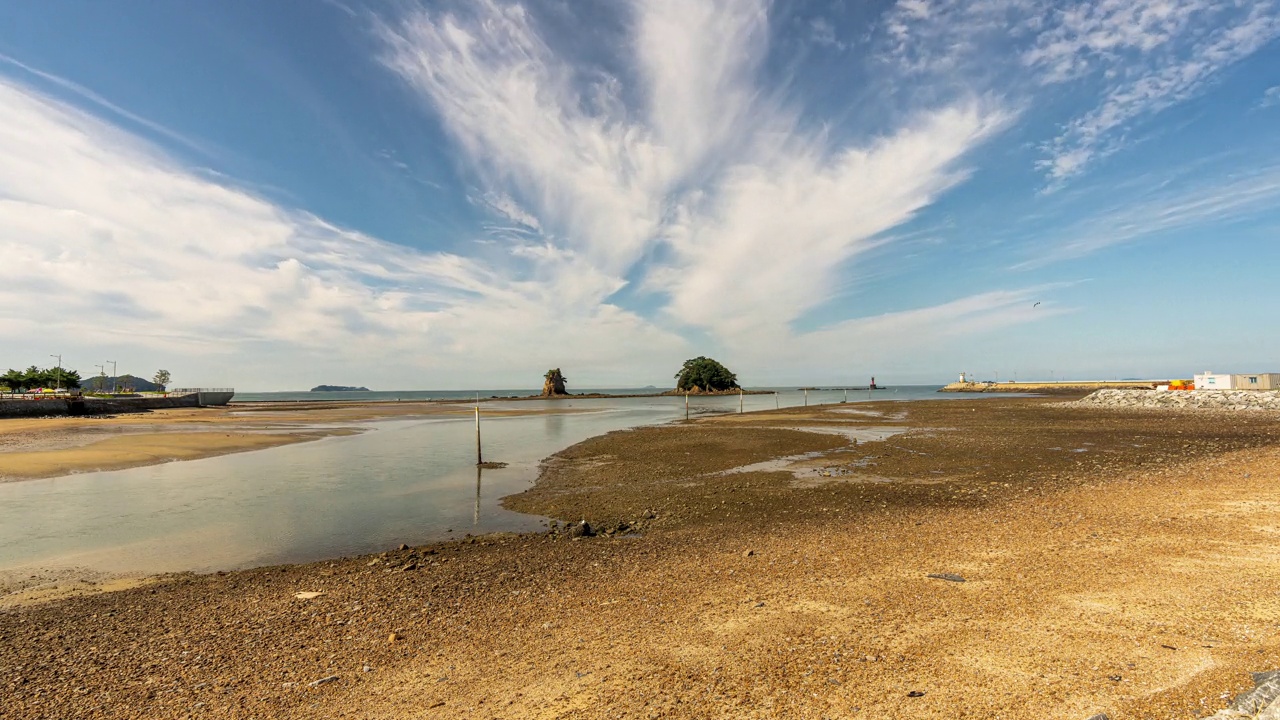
[875,0,1280,184]
[378,0,1012,347]
[376,1,674,277]
[1262,85,1280,108]
[0,76,687,389]
[729,286,1075,380]
[0,52,214,159]
[1034,1,1280,183]
[0,2,1055,389]
[650,102,1010,337]
[1016,165,1280,267]
[808,18,847,50]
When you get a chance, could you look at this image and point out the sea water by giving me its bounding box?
[0,387,947,576]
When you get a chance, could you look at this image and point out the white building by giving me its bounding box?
[1195,372,1234,390]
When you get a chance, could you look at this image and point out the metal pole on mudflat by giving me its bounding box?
[844,388,847,403]
[475,404,482,465]
[775,392,779,409]
[685,393,689,421]
[739,388,743,414]
[804,388,808,406]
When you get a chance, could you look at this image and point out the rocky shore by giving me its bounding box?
[4,397,1280,719]
[1071,389,1280,411]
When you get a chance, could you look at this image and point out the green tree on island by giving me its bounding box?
[542,368,568,396]
[674,356,739,392]
[153,369,171,392]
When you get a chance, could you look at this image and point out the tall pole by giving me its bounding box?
[107,360,117,393]
[843,388,847,403]
[685,393,689,421]
[49,354,62,391]
[475,403,482,465]
[804,388,808,406]
[775,392,779,409]
[94,364,105,393]
[739,388,743,414]
[474,465,481,525]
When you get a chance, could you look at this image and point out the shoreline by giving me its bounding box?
[4,397,1280,718]
[0,400,591,483]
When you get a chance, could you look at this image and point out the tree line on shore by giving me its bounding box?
[1,366,171,393]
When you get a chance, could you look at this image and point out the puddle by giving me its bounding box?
[776,425,910,443]
[719,451,829,476]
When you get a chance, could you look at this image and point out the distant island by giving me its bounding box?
[310,385,370,392]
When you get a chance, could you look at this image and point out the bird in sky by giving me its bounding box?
[1033,302,1041,308]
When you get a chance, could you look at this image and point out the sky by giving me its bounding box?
[1,0,1278,391]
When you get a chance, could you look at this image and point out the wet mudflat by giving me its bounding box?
[4,396,1280,720]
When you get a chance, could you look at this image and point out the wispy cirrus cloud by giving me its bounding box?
[378,0,1012,345]
[0,52,215,159]
[1033,1,1280,183]
[876,0,1280,185]
[1016,165,1280,268]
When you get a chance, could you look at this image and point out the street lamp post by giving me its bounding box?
[94,364,105,393]
[49,354,62,392]
[107,360,117,393]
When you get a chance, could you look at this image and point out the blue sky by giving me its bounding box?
[1,0,1278,391]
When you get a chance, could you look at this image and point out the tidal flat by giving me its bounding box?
[4,397,1280,719]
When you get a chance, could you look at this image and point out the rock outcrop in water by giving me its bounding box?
[542,369,568,397]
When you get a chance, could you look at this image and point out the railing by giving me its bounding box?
[169,388,235,394]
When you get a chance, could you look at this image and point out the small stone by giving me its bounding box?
[1085,714,1110,720]
[566,521,595,538]
[743,549,755,557]
[294,591,324,600]
[308,675,339,688]
[400,562,417,572]
[388,632,400,643]
[398,544,409,551]
[907,690,926,697]
[927,573,966,583]
[362,665,373,673]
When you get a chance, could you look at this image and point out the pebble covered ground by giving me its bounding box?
[3,397,1280,719]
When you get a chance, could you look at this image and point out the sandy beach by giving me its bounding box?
[3,396,1280,719]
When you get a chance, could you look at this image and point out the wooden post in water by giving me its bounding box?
[739,388,743,414]
[475,404,482,465]
[685,392,689,421]
[844,388,848,403]
[804,388,808,406]
[775,392,779,409]
[474,465,482,525]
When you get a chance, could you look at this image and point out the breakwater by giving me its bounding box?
[0,394,202,418]
[1070,388,1280,411]
[939,380,1164,394]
